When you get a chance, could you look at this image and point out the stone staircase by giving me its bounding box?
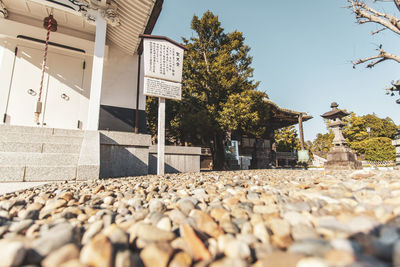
[0,125,86,182]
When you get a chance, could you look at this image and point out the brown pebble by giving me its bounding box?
[42,244,80,267]
[169,251,192,267]
[80,234,113,267]
[93,185,105,194]
[140,243,173,267]
[189,210,224,238]
[59,259,87,267]
[325,250,355,266]
[252,251,303,267]
[180,224,211,261]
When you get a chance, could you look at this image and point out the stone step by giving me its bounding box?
[0,142,81,153]
[0,133,83,145]
[0,166,77,182]
[0,125,84,137]
[0,152,79,166]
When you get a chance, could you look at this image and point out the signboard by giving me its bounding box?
[143,38,184,83]
[140,35,186,176]
[144,77,182,100]
[298,150,310,163]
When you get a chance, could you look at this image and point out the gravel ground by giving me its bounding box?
[0,169,400,267]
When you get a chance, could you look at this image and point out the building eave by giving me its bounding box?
[264,99,313,129]
[1,0,164,55]
[107,0,164,55]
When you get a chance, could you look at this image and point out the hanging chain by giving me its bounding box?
[35,11,53,124]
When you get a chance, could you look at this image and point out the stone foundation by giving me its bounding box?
[148,145,201,174]
[324,147,362,170]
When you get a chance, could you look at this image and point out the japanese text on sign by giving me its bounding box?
[143,38,184,83]
[143,77,182,101]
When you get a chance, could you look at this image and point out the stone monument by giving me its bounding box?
[321,102,362,170]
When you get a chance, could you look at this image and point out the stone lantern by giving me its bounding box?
[321,102,361,170]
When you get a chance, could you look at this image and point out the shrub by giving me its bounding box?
[362,137,395,161]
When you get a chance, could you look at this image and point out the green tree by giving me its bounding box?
[274,126,300,152]
[218,90,270,137]
[311,132,334,158]
[362,137,396,161]
[146,11,263,170]
[342,112,397,160]
[342,112,368,143]
[343,113,397,142]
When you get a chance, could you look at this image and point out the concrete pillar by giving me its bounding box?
[87,12,107,130]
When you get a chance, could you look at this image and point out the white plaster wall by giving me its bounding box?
[0,17,146,130]
[101,45,146,110]
[0,42,3,64]
[0,19,95,55]
[0,38,16,122]
[8,13,95,42]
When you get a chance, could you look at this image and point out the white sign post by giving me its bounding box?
[157,97,165,174]
[140,35,186,175]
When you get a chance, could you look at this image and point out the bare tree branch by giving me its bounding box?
[375,0,400,13]
[372,27,387,35]
[392,0,400,12]
[347,1,400,68]
[352,48,400,68]
[348,0,400,35]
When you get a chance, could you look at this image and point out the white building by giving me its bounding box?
[0,0,201,181]
[0,0,163,132]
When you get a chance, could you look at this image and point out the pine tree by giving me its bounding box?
[146,11,264,170]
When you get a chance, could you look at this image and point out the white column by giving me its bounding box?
[87,12,107,130]
[157,97,165,175]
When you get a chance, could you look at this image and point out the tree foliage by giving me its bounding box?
[342,112,397,160]
[361,137,395,161]
[343,113,397,141]
[146,11,266,170]
[218,90,270,137]
[274,126,300,152]
[312,112,397,160]
[311,132,335,158]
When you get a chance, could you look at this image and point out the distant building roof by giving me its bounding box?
[264,99,313,129]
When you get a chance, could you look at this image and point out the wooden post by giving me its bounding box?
[298,113,305,150]
[157,97,165,175]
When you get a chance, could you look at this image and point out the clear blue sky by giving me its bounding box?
[152,0,400,141]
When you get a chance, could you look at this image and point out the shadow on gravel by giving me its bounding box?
[347,216,400,267]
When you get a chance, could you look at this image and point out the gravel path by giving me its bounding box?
[0,169,399,267]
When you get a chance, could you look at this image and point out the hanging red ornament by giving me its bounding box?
[43,15,57,32]
[35,13,58,124]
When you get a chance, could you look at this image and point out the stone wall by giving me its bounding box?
[99,131,152,178]
[149,145,201,174]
